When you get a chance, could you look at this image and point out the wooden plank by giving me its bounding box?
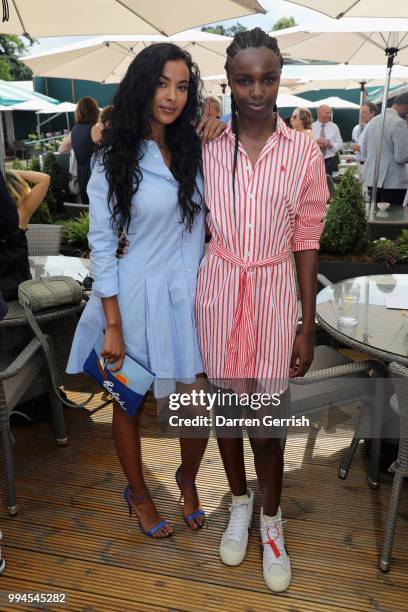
[0,374,406,612]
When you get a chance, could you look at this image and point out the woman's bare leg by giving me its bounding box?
[112,400,173,537]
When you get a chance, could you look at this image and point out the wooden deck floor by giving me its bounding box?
[1,375,407,612]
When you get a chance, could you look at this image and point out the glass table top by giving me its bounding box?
[29,255,90,282]
[367,205,408,225]
[316,274,408,363]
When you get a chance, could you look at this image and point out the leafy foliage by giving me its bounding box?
[63,213,89,250]
[395,229,408,262]
[42,152,70,217]
[371,239,400,268]
[320,169,369,255]
[201,22,247,36]
[30,202,52,224]
[0,35,35,80]
[271,16,296,31]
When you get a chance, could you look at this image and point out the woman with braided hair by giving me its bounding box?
[195,28,328,591]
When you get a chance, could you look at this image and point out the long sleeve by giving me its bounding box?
[292,150,329,252]
[328,123,343,154]
[87,160,119,298]
[392,122,408,165]
[0,170,19,239]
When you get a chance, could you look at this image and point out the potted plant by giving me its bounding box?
[318,169,408,283]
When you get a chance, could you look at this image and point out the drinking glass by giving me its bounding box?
[338,281,360,326]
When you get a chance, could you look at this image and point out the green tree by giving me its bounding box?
[320,169,369,255]
[0,35,34,80]
[201,22,247,37]
[272,16,296,31]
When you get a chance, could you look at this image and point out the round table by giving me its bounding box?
[29,255,90,283]
[317,274,408,490]
[316,274,408,367]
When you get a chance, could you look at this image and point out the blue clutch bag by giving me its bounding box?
[83,334,155,416]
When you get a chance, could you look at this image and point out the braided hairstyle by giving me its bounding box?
[225,28,284,200]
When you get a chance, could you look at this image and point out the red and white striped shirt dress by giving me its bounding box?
[195,117,329,383]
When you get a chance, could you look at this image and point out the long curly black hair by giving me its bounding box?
[225,28,283,200]
[99,43,204,231]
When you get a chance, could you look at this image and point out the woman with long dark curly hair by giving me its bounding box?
[67,43,223,539]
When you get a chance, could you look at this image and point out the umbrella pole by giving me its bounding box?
[370,49,397,212]
[359,81,366,130]
[65,112,70,131]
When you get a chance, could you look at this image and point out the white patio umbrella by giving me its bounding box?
[36,102,77,132]
[307,96,360,109]
[0,0,265,37]
[23,31,234,82]
[273,19,408,208]
[277,92,313,108]
[287,1,407,19]
[294,64,408,92]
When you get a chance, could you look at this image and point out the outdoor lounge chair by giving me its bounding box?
[379,362,408,572]
[0,335,67,515]
[289,345,387,488]
[26,223,63,256]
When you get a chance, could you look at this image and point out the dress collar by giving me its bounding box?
[224,113,295,144]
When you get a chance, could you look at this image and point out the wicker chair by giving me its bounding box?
[26,224,63,256]
[0,336,67,515]
[289,345,387,488]
[379,362,408,572]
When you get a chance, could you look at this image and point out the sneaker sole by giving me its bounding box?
[219,503,254,567]
[263,568,292,593]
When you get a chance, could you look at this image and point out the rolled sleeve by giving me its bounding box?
[292,151,329,252]
[87,160,119,298]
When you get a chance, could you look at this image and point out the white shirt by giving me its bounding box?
[352,123,363,143]
[352,123,367,162]
[312,120,343,159]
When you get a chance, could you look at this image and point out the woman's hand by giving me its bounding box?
[289,331,314,378]
[196,116,227,144]
[101,323,125,371]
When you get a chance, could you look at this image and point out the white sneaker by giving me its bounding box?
[261,507,292,592]
[219,488,254,566]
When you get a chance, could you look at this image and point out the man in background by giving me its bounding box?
[351,102,378,162]
[362,93,408,205]
[312,104,343,174]
[203,96,222,119]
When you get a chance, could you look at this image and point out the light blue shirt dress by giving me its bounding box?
[66,141,205,398]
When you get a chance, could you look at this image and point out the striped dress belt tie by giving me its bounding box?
[208,240,290,379]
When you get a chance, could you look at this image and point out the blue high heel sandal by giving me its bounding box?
[175,466,206,529]
[123,485,172,538]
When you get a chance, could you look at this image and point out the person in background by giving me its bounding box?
[351,102,378,162]
[362,92,408,205]
[203,95,221,119]
[312,104,343,174]
[58,97,100,204]
[92,104,114,144]
[0,168,19,239]
[5,170,50,229]
[0,169,50,301]
[290,107,314,138]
